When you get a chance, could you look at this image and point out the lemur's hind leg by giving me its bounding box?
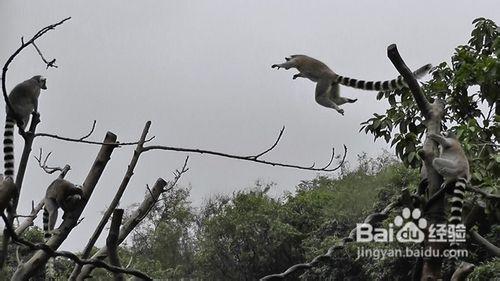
[44,198,59,230]
[293,73,306,80]
[315,80,344,115]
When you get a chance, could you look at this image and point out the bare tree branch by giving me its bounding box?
[78,120,97,140]
[34,148,67,174]
[1,213,151,280]
[250,126,285,159]
[106,209,125,281]
[31,42,58,69]
[142,143,347,172]
[387,44,432,117]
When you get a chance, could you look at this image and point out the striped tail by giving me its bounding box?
[335,63,432,91]
[449,178,466,248]
[4,117,15,180]
[43,208,55,279]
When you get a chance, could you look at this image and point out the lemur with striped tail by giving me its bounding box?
[43,178,83,279]
[271,54,431,115]
[428,132,470,247]
[4,75,46,180]
[0,76,46,213]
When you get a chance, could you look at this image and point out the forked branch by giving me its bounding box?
[34,148,67,174]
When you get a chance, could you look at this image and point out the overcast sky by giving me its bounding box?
[1,1,498,250]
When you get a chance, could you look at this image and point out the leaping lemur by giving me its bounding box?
[272,55,431,115]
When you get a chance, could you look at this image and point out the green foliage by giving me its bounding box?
[195,183,303,280]
[127,186,196,279]
[467,258,500,281]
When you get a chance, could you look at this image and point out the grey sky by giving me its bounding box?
[1,1,498,251]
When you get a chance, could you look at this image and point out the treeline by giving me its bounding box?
[83,153,499,280]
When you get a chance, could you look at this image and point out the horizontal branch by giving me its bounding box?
[142,142,347,172]
[1,214,152,280]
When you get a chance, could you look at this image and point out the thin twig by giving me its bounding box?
[250,126,285,159]
[79,120,97,140]
[31,42,58,69]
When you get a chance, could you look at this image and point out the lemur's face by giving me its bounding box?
[33,75,47,90]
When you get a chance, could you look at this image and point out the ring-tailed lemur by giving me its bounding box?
[4,75,46,180]
[271,54,431,115]
[43,178,83,279]
[428,132,470,247]
[1,76,46,213]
